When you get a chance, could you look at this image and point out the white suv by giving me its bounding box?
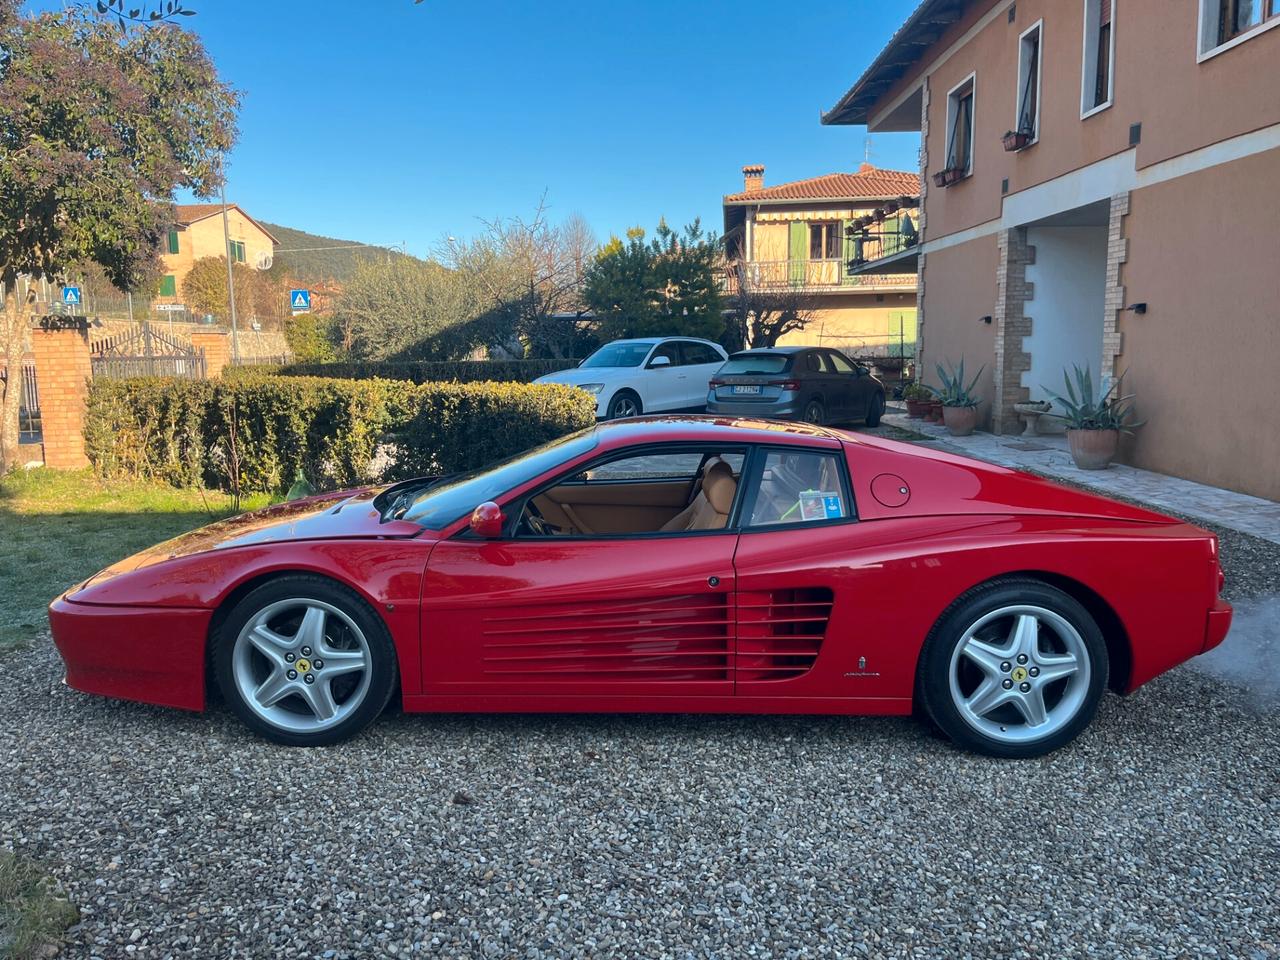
[534,337,729,419]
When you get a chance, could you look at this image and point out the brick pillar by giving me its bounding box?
[30,327,92,469]
[991,228,1035,434]
[1101,192,1130,379]
[190,331,231,379]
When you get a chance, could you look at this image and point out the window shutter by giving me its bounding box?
[1099,0,1111,25]
[167,230,179,255]
[788,221,808,285]
[159,275,176,297]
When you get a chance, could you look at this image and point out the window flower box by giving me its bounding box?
[1002,129,1034,152]
[932,167,966,188]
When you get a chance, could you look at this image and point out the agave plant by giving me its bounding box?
[1043,365,1143,432]
[931,358,984,407]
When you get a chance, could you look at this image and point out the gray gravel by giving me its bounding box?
[3,626,1279,958]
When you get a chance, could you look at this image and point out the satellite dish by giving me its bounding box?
[254,251,273,270]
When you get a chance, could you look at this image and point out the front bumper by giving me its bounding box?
[49,595,212,711]
[705,398,804,419]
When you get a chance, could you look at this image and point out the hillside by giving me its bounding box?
[261,222,417,284]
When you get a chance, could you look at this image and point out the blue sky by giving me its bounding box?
[55,1,923,256]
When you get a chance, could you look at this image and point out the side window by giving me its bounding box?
[648,342,680,367]
[746,449,852,527]
[804,352,823,373]
[827,352,856,374]
[681,342,723,366]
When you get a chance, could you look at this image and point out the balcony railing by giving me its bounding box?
[722,259,917,295]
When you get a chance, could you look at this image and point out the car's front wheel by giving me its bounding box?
[864,392,885,427]
[917,579,1108,758]
[606,390,642,420]
[212,575,398,746]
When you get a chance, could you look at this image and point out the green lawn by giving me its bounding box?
[0,469,271,650]
[0,851,80,960]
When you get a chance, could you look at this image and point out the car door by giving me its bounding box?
[420,446,743,703]
[730,442,903,702]
[640,340,686,412]
[824,350,865,420]
[676,341,728,409]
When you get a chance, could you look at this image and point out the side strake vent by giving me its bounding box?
[481,593,733,682]
[736,587,834,682]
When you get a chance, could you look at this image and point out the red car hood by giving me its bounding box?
[81,487,422,585]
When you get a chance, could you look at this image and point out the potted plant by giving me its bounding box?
[932,166,966,188]
[932,358,985,436]
[1002,128,1034,152]
[903,381,931,418]
[1044,365,1143,470]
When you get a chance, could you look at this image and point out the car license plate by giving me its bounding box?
[732,385,762,395]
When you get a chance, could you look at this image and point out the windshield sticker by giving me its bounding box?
[799,490,844,521]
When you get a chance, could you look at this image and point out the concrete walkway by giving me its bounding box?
[880,409,1280,545]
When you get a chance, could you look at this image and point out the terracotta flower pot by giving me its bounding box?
[925,401,944,423]
[1067,428,1120,470]
[942,404,979,436]
[905,398,927,418]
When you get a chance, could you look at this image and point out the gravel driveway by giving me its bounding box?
[4,501,1280,958]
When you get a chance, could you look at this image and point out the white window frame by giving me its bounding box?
[1197,0,1280,62]
[1015,20,1044,143]
[1080,0,1116,120]
[944,72,977,176]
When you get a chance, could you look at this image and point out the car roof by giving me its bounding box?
[592,415,846,448]
[730,346,817,355]
[606,337,721,346]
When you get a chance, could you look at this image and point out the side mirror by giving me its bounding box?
[469,501,505,538]
[648,355,672,368]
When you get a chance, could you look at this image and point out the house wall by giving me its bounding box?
[1022,225,1107,402]
[158,209,276,303]
[886,0,1280,243]
[775,293,918,357]
[1117,148,1280,500]
[916,235,999,429]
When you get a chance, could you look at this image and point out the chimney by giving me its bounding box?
[859,161,876,173]
[742,164,765,193]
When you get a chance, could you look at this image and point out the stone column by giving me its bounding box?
[1101,192,1130,379]
[991,227,1035,434]
[190,330,231,379]
[29,326,92,469]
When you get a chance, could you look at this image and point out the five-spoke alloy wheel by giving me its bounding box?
[214,576,397,746]
[918,579,1108,758]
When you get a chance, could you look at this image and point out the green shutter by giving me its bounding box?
[788,221,807,285]
[159,274,176,297]
[841,219,857,285]
[167,230,179,255]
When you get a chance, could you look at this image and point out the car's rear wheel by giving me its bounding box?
[865,392,885,427]
[802,399,825,425]
[212,576,397,746]
[917,579,1108,758]
[606,390,642,420]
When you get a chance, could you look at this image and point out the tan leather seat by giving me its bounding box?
[660,461,737,532]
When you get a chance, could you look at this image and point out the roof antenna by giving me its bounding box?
[863,136,874,168]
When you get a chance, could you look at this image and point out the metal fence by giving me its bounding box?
[90,354,207,380]
[1,360,41,442]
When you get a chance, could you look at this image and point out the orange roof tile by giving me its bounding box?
[172,204,279,244]
[724,165,920,204]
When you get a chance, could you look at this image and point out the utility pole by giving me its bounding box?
[220,162,240,363]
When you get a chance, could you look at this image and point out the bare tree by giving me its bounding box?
[724,260,817,350]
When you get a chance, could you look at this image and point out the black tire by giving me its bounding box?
[802,399,825,425]
[916,578,1108,758]
[606,390,642,420]
[864,392,885,427]
[212,575,398,746]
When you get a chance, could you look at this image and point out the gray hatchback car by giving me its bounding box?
[705,346,886,426]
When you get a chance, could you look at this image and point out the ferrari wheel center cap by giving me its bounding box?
[295,658,311,674]
[1011,666,1028,683]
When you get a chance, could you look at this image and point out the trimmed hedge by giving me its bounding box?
[85,376,596,493]
[226,358,580,385]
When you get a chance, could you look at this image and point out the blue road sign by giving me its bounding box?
[289,289,311,312]
[61,286,81,307]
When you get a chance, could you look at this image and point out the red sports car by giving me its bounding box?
[50,416,1232,757]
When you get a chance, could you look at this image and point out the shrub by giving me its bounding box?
[283,311,338,363]
[85,375,596,493]
[263,358,580,384]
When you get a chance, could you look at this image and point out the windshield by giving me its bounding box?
[719,354,791,375]
[579,342,654,368]
[402,428,599,529]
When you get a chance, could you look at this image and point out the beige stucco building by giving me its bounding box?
[825,0,1280,500]
[156,204,278,305]
[722,165,921,357]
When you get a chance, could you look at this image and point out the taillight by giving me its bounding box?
[709,379,724,388]
[768,380,801,391]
